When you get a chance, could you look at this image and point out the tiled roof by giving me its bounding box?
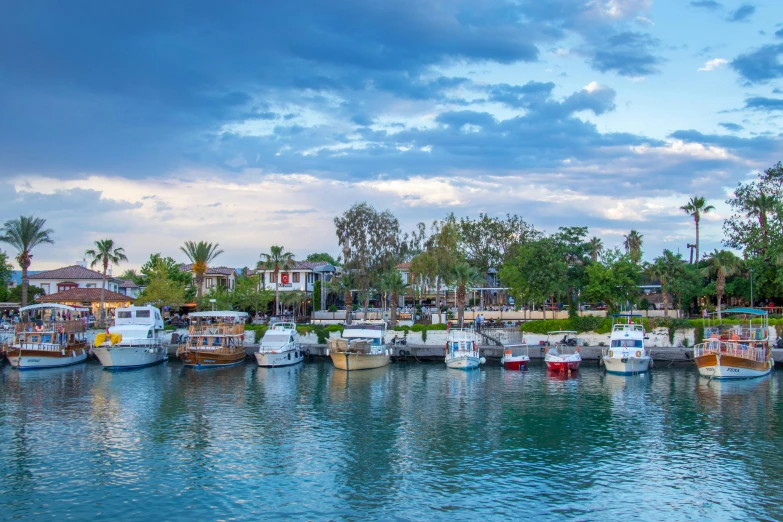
[255,261,331,271]
[36,288,133,303]
[178,264,237,276]
[29,265,108,280]
[118,279,139,288]
[396,262,411,270]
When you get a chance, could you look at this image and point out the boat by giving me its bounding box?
[5,304,89,370]
[693,308,773,380]
[500,343,529,370]
[544,330,582,373]
[255,321,304,367]
[601,314,652,375]
[177,311,248,368]
[92,305,167,370]
[327,322,391,371]
[445,328,485,370]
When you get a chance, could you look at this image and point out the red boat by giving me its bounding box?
[501,344,529,370]
[544,331,582,373]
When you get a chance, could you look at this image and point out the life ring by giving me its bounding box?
[57,325,65,334]
[399,349,406,357]
[635,350,641,358]
[576,346,580,353]
[34,325,44,332]
[609,350,614,358]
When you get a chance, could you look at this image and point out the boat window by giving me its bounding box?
[212,337,221,346]
[41,334,52,343]
[117,311,132,319]
[147,330,153,338]
[611,339,643,348]
[135,310,151,318]
[201,337,209,346]
[263,334,290,343]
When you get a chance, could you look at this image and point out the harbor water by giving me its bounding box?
[1,360,782,520]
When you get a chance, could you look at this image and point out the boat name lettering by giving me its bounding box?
[727,367,740,372]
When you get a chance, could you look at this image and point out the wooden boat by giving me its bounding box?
[693,308,773,380]
[93,305,167,370]
[544,330,582,372]
[601,314,652,375]
[255,321,304,367]
[327,323,391,371]
[445,328,485,370]
[177,311,248,368]
[5,304,89,370]
[501,343,529,370]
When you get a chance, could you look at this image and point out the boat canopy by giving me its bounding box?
[718,307,768,316]
[612,314,643,318]
[188,311,248,318]
[547,330,578,335]
[20,303,88,312]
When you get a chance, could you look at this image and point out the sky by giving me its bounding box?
[1,0,783,271]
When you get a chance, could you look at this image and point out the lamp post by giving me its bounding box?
[750,268,754,308]
[209,298,216,312]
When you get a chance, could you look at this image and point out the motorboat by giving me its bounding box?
[445,328,485,370]
[544,330,582,373]
[327,322,391,371]
[693,308,773,380]
[255,321,304,367]
[601,314,652,375]
[177,311,248,368]
[500,343,529,370]
[93,305,167,370]
[5,304,89,370]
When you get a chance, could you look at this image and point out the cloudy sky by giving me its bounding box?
[2,0,783,270]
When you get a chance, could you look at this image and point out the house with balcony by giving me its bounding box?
[251,261,335,296]
[28,264,122,295]
[178,264,237,294]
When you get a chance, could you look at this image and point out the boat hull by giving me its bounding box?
[255,349,304,367]
[502,356,529,370]
[93,345,167,370]
[603,356,651,375]
[330,352,390,371]
[695,352,773,380]
[7,348,88,370]
[179,349,246,368]
[546,360,580,372]
[446,355,480,370]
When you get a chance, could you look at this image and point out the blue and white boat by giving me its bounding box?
[601,314,652,375]
[445,328,485,370]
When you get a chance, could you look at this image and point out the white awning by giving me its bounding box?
[20,303,89,312]
[188,310,248,318]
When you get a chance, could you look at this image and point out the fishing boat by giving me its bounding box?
[5,304,89,370]
[327,322,391,371]
[544,330,582,372]
[500,343,529,370]
[693,308,773,380]
[601,314,652,375]
[177,311,248,368]
[255,321,304,367]
[445,328,485,370]
[92,305,167,370]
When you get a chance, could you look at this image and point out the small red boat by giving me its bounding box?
[501,344,529,370]
[544,331,582,373]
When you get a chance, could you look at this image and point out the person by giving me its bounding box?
[474,315,480,331]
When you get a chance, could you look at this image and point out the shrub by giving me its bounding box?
[326,324,344,333]
[328,304,337,313]
[427,323,447,330]
[410,323,425,332]
[422,329,427,343]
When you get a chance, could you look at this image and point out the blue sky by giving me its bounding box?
[1,0,782,270]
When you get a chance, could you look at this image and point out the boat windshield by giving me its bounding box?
[262,333,291,344]
[611,339,643,348]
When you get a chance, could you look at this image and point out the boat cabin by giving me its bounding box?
[260,322,297,350]
[13,304,88,351]
[186,311,248,351]
[343,323,385,346]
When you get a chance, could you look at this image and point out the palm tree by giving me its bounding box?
[120,269,141,285]
[646,257,673,318]
[702,249,743,320]
[452,262,480,328]
[381,270,408,328]
[281,291,306,322]
[623,230,644,263]
[746,190,776,256]
[0,216,55,307]
[180,241,224,309]
[85,239,128,327]
[587,236,603,262]
[258,246,295,316]
[330,273,355,324]
[680,196,715,264]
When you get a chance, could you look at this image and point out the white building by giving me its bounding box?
[117,279,143,299]
[178,264,237,294]
[29,264,121,295]
[251,261,335,294]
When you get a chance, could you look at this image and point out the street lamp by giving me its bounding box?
[209,298,216,311]
[750,268,754,308]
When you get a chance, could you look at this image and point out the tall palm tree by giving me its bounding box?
[330,273,355,325]
[680,196,715,264]
[702,249,743,320]
[281,291,306,322]
[623,230,644,263]
[0,216,55,307]
[85,239,128,327]
[587,236,603,262]
[452,262,480,328]
[746,190,776,256]
[646,256,674,318]
[381,270,408,328]
[180,241,224,310]
[258,246,295,316]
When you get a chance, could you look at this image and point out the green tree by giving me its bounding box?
[330,273,355,324]
[119,269,144,286]
[9,284,45,303]
[0,251,13,301]
[702,249,743,320]
[587,236,603,262]
[458,213,539,273]
[680,196,715,265]
[452,262,481,327]
[381,270,408,328]
[140,253,193,296]
[85,239,128,327]
[623,230,644,263]
[281,291,307,321]
[231,274,274,316]
[583,249,641,312]
[647,249,685,317]
[258,245,295,316]
[0,216,55,307]
[313,280,322,312]
[134,259,186,310]
[180,241,224,308]
[197,285,232,311]
[426,215,462,306]
[305,252,340,266]
[409,250,437,320]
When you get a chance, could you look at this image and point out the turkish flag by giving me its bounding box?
[281,273,290,284]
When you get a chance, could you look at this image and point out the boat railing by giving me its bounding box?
[188,324,244,336]
[97,338,162,348]
[704,326,768,342]
[693,340,768,362]
[16,321,86,334]
[7,342,78,352]
[258,340,299,354]
[503,343,528,357]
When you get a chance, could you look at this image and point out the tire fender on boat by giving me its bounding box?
[636,350,641,358]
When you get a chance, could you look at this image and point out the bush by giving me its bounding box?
[422,329,427,343]
[326,324,344,333]
[328,304,337,313]
[428,323,448,330]
[410,323,425,332]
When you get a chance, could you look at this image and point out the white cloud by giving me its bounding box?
[698,58,728,72]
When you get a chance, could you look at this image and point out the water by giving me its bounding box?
[1,360,782,521]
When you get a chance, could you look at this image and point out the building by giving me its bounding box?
[35,288,132,317]
[117,279,143,299]
[7,270,44,290]
[252,261,335,295]
[29,265,122,295]
[178,264,238,294]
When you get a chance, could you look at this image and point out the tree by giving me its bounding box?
[313,280,322,312]
[9,284,45,303]
[281,291,307,321]
[680,196,715,265]
[232,275,274,316]
[85,239,128,327]
[381,270,408,328]
[647,250,685,318]
[0,251,13,302]
[140,253,193,296]
[583,249,641,313]
[119,269,144,286]
[458,213,539,273]
[409,250,437,318]
[305,252,340,266]
[258,245,295,316]
[702,249,743,320]
[0,216,54,307]
[639,297,651,318]
[197,286,232,311]
[451,262,481,327]
[623,230,644,263]
[330,273,355,324]
[587,236,603,262]
[180,241,224,309]
[334,203,403,313]
[426,216,462,309]
[134,259,186,310]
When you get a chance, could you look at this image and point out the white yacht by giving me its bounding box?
[93,305,167,370]
[445,328,485,370]
[601,314,652,375]
[255,322,304,367]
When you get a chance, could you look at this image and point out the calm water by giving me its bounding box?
[1,360,782,521]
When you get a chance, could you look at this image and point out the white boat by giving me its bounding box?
[601,314,652,375]
[445,328,485,370]
[255,321,304,367]
[92,305,167,370]
[5,304,89,370]
[693,308,773,380]
[500,343,529,370]
[327,322,391,371]
[544,330,582,373]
